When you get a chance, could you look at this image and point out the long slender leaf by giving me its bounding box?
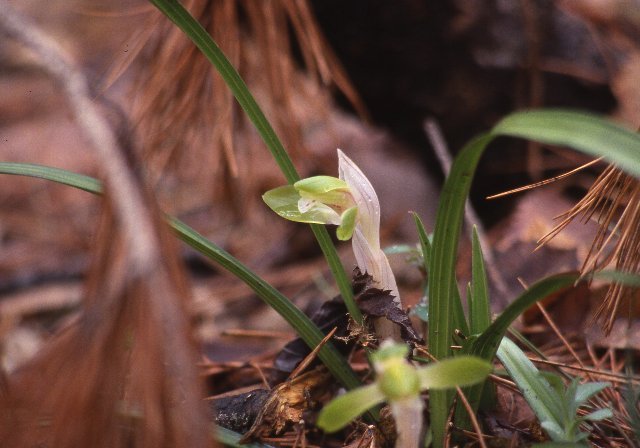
[412,212,432,266]
[0,162,361,391]
[0,162,102,193]
[469,226,491,335]
[428,134,493,446]
[494,110,640,178]
[147,0,361,325]
[170,218,360,390]
[470,274,578,361]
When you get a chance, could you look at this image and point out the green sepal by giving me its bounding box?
[417,356,492,390]
[295,175,352,207]
[317,384,385,433]
[262,185,340,224]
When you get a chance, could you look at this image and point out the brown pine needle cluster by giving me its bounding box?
[540,164,640,333]
[0,5,212,444]
[0,203,212,448]
[132,0,365,195]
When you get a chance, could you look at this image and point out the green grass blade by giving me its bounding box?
[147,0,361,325]
[494,110,640,178]
[469,226,491,335]
[0,162,361,391]
[412,212,432,266]
[428,134,492,446]
[470,274,578,363]
[472,270,640,363]
[497,337,565,429]
[0,162,102,193]
[455,226,495,427]
[169,218,360,389]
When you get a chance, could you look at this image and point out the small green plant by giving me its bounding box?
[497,337,612,446]
[316,341,492,448]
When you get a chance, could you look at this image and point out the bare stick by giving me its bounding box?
[0,2,158,276]
[424,118,511,301]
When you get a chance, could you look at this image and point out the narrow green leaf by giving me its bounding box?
[0,162,102,194]
[417,356,492,390]
[471,279,576,412]
[317,384,385,433]
[494,110,640,178]
[574,382,610,405]
[148,0,297,183]
[471,273,578,361]
[0,162,361,391]
[428,133,491,446]
[148,0,361,326]
[581,408,613,422]
[411,212,432,266]
[470,226,491,335]
[540,421,567,441]
[170,218,361,391]
[497,338,565,428]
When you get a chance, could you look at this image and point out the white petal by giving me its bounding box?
[337,149,380,250]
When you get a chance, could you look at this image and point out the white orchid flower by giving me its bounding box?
[262,149,402,338]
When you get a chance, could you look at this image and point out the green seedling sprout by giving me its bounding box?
[317,341,492,448]
[263,149,402,339]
